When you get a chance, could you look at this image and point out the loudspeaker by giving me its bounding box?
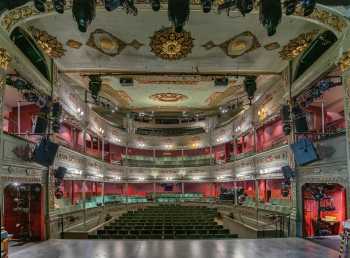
[34,116,48,134]
[290,138,318,166]
[281,165,295,180]
[54,166,67,179]
[293,106,308,133]
[33,138,59,166]
[280,105,290,121]
[120,78,134,86]
[214,78,228,87]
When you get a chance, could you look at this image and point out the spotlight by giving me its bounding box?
[244,76,257,105]
[236,0,253,16]
[88,75,102,101]
[105,0,122,11]
[151,0,160,11]
[53,0,65,14]
[168,0,190,33]
[34,0,46,12]
[284,0,297,15]
[301,0,316,16]
[200,0,212,13]
[259,0,282,36]
[72,0,96,32]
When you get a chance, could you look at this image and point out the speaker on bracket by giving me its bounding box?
[292,105,308,133]
[33,138,59,167]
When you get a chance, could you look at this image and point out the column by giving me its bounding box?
[0,53,9,224]
[342,70,350,219]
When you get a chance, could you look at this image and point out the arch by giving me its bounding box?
[10,27,50,81]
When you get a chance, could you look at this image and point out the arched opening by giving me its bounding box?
[10,27,50,81]
[302,183,347,237]
[3,183,45,241]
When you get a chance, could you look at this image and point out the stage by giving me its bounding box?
[11,238,338,258]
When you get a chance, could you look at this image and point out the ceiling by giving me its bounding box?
[24,10,325,74]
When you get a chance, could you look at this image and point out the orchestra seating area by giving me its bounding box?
[90,205,237,239]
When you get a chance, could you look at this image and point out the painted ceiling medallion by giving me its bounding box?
[87,29,143,57]
[30,26,66,58]
[279,30,319,60]
[150,27,194,60]
[150,93,188,102]
[66,39,83,49]
[0,48,11,70]
[202,31,260,58]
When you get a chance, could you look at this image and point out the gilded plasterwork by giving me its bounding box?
[205,81,243,106]
[150,27,194,60]
[87,29,143,56]
[101,83,133,106]
[279,30,319,60]
[66,39,83,49]
[338,50,350,72]
[0,48,11,70]
[30,26,66,58]
[150,93,188,102]
[294,7,346,32]
[264,42,280,51]
[202,31,260,58]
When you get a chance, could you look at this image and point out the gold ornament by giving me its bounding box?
[0,48,11,70]
[294,7,346,32]
[150,27,194,60]
[66,39,83,49]
[30,27,66,58]
[150,93,188,102]
[87,29,143,57]
[338,50,350,72]
[279,30,319,60]
[202,31,260,59]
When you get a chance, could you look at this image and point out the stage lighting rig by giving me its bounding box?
[259,0,282,36]
[33,0,46,12]
[301,0,316,16]
[105,0,122,11]
[244,76,257,105]
[72,0,96,32]
[53,0,65,14]
[151,0,161,11]
[168,0,190,33]
[284,0,297,15]
[201,0,212,13]
[236,0,253,16]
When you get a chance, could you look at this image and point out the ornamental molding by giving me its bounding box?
[0,48,11,70]
[279,30,319,60]
[149,27,194,60]
[338,50,350,72]
[149,92,188,102]
[30,26,66,58]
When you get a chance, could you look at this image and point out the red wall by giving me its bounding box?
[4,184,44,240]
[303,184,346,237]
[184,182,216,197]
[9,104,40,134]
[256,119,285,152]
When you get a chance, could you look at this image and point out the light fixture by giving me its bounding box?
[34,0,46,12]
[105,0,122,11]
[138,177,145,181]
[164,144,173,149]
[53,0,65,13]
[72,0,96,32]
[138,142,145,148]
[259,0,282,36]
[166,176,173,181]
[200,0,212,13]
[192,176,200,180]
[151,0,161,11]
[12,182,19,186]
[168,0,190,33]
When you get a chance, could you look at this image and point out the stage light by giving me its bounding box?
[72,0,96,32]
[34,0,46,12]
[200,0,212,13]
[168,0,190,33]
[301,0,316,16]
[284,0,297,15]
[151,0,161,11]
[259,0,282,36]
[236,0,253,16]
[88,75,102,101]
[53,0,65,14]
[244,76,257,105]
[105,0,122,11]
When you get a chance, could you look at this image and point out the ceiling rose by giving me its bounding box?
[150,93,188,102]
[150,27,194,60]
